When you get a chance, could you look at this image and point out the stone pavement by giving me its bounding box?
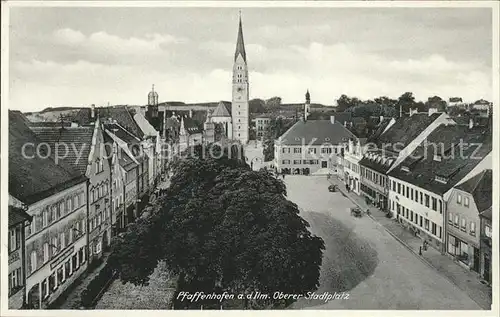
[327,175,492,309]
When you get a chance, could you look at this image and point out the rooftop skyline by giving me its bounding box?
[8,6,493,112]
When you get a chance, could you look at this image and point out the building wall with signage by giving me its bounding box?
[24,181,88,308]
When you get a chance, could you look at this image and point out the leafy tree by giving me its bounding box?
[249,99,266,113]
[262,117,295,162]
[109,144,325,309]
[425,96,447,112]
[336,94,359,112]
[396,92,416,114]
[265,97,282,109]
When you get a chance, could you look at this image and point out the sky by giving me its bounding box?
[8,6,493,112]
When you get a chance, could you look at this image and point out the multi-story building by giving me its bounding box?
[274,116,355,175]
[358,110,452,211]
[8,204,32,309]
[342,138,367,195]
[479,207,492,285]
[31,118,112,263]
[388,122,492,251]
[9,111,89,309]
[255,114,271,140]
[105,123,139,231]
[445,169,492,272]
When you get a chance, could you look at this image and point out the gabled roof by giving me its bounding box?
[479,207,492,221]
[279,119,356,146]
[100,106,145,139]
[455,169,492,213]
[9,111,87,205]
[134,113,158,137]
[30,126,94,176]
[9,206,33,227]
[375,113,441,153]
[234,16,246,62]
[389,124,492,195]
[212,101,231,118]
[104,127,140,171]
[368,118,392,142]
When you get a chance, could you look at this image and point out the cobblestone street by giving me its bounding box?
[285,175,482,310]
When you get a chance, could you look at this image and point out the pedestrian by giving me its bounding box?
[282,173,285,180]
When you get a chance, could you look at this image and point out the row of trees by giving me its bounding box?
[336,92,449,117]
[108,143,325,309]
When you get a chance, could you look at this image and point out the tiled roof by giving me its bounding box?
[9,111,87,205]
[455,169,492,213]
[389,124,492,195]
[359,150,398,174]
[279,119,356,146]
[235,16,246,62]
[376,113,441,152]
[100,106,145,139]
[182,117,203,135]
[104,123,143,166]
[30,126,94,176]
[9,206,33,227]
[479,206,492,220]
[212,101,231,117]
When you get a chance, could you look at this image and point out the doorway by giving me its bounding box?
[321,161,327,168]
[484,253,490,282]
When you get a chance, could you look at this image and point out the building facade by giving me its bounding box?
[255,115,271,140]
[8,205,32,309]
[274,117,355,175]
[479,207,492,284]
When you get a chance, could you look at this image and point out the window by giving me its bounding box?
[66,198,72,212]
[439,200,443,214]
[392,181,396,191]
[405,186,409,198]
[454,215,459,228]
[30,251,37,273]
[464,197,469,207]
[448,212,453,224]
[95,241,102,254]
[420,192,423,204]
[308,148,316,154]
[410,188,414,200]
[420,215,423,227]
[43,209,48,227]
[52,236,59,254]
[469,222,476,236]
[439,226,442,238]
[293,160,301,164]
[397,183,401,194]
[431,198,437,211]
[282,160,290,164]
[410,210,413,222]
[485,225,492,238]
[432,222,437,235]
[424,219,429,231]
[457,193,462,204]
[425,194,430,207]
[59,201,65,217]
[43,243,49,263]
[294,148,302,154]
[73,196,78,210]
[79,193,84,206]
[414,190,419,202]
[60,232,66,249]
[461,218,467,232]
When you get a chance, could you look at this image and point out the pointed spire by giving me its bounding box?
[234,11,247,62]
[305,89,310,104]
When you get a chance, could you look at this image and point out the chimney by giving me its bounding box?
[344,121,347,127]
[91,104,96,118]
[330,116,335,124]
[379,115,384,123]
[469,118,474,129]
[189,109,193,118]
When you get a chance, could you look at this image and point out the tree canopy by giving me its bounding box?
[108,143,325,309]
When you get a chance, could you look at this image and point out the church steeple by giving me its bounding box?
[234,11,247,63]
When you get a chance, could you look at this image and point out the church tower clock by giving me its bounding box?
[231,12,249,144]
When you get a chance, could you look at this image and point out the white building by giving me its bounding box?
[274,116,355,175]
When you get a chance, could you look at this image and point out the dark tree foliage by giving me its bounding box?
[336,94,360,112]
[261,117,295,162]
[249,99,266,113]
[109,143,325,309]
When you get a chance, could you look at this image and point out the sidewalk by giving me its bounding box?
[53,255,109,309]
[328,176,492,310]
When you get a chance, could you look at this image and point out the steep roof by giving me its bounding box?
[234,16,247,62]
[9,111,87,205]
[455,169,492,213]
[279,119,356,146]
[212,101,231,117]
[368,118,392,142]
[389,124,492,195]
[100,106,145,139]
[376,113,442,153]
[9,206,33,227]
[359,150,398,174]
[479,207,492,221]
[182,117,203,135]
[30,126,94,176]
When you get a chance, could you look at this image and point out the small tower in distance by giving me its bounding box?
[204,110,215,143]
[147,84,159,118]
[304,89,311,121]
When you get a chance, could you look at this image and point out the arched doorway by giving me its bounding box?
[27,284,40,309]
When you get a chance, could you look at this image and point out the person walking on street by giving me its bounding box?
[282,173,285,180]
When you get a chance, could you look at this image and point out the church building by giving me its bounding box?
[231,14,250,144]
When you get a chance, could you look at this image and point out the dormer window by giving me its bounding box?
[435,175,448,184]
[433,154,442,162]
[401,166,410,173]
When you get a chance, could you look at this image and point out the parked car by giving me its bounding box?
[328,185,337,192]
